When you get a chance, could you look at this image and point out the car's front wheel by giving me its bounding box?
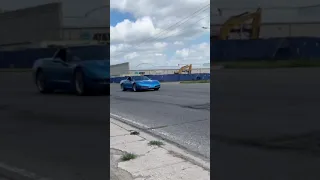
[132,83,138,92]
[74,69,88,96]
[36,70,53,94]
[154,88,159,91]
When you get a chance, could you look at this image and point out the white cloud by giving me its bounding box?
[153,42,168,48]
[111,42,210,70]
[173,41,184,45]
[171,42,210,67]
[110,0,210,70]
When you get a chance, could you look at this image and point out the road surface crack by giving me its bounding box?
[212,131,320,155]
[147,119,208,130]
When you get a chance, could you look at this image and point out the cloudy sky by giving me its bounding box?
[110,0,210,70]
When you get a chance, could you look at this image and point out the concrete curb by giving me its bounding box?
[110,114,210,171]
[0,162,49,180]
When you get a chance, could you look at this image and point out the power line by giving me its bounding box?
[111,3,210,59]
[111,8,209,58]
[159,14,210,42]
[111,4,209,58]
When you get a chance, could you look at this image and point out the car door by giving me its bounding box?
[50,48,73,88]
[123,77,132,89]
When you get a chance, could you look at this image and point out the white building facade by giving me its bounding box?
[211,4,320,38]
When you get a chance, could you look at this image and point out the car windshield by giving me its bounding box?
[132,76,150,81]
[67,45,108,61]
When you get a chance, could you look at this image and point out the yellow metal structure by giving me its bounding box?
[174,64,192,74]
[219,8,262,40]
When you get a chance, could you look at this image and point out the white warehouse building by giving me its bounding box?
[211,5,320,38]
[110,62,210,76]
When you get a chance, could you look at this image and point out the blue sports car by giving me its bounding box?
[32,44,110,96]
[120,76,160,92]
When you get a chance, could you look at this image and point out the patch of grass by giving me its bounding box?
[121,153,137,161]
[180,80,210,84]
[148,140,165,147]
[215,60,320,69]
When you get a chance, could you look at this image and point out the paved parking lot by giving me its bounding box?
[0,72,109,180]
[211,68,320,180]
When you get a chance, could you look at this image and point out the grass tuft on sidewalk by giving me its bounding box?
[148,140,165,147]
[121,153,137,161]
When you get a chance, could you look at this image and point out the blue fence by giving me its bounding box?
[0,48,57,68]
[111,73,210,83]
[211,37,320,61]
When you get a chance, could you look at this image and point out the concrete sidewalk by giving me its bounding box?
[110,118,210,180]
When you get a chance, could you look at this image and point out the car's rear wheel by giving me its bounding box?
[74,69,88,96]
[120,84,126,91]
[36,70,53,93]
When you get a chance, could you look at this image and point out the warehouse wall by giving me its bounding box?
[211,22,320,38]
[260,23,320,38]
[129,68,210,75]
[110,62,129,76]
[0,2,63,46]
[62,26,109,42]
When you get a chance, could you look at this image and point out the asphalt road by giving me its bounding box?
[110,83,210,161]
[211,68,320,180]
[0,72,109,180]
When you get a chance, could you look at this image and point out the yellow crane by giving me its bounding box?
[174,64,192,74]
[219,8,262,40]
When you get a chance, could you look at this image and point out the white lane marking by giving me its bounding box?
[0,162,50,180]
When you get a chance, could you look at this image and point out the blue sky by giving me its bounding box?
[110,0,210,70]
[110,10,135,27]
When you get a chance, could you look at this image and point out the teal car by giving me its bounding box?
[32,44,110,95]
[120,76,160,92]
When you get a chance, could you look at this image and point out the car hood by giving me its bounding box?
[79,60,109,78]
[136,80,159,84]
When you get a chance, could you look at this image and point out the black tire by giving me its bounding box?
[154,88,159,91]
[73,69,89,96]
[35,70,53,94]
[120,84,126,91]
[132,83,138,92]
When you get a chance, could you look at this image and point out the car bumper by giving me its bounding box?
[137,84,160,90]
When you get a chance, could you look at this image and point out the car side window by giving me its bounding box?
[66,49,81,62]
[54,48,67,62]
